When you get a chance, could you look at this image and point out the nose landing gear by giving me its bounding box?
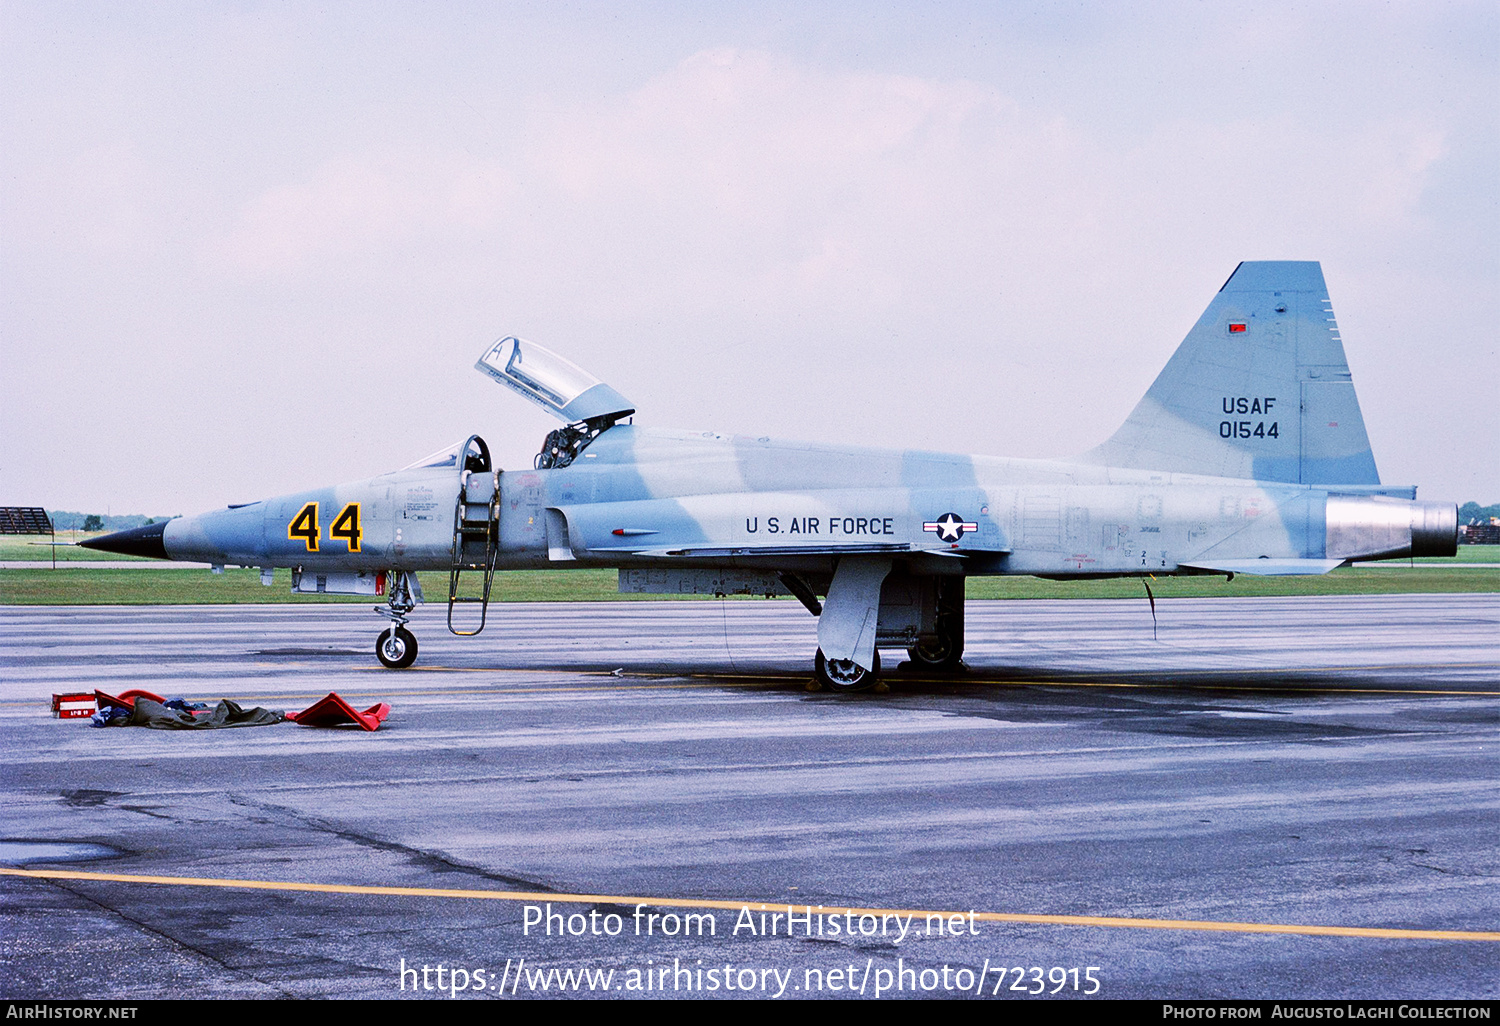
[376,626,418,669]
[374,570,422,669]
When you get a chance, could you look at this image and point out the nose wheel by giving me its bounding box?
[373,570,422,669]
[376,626,418,669]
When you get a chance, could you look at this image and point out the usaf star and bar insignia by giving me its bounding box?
[923,512,979,543]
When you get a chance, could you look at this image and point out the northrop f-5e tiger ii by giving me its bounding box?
[84,262,1458,690]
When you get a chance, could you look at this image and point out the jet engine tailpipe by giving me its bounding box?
[1325,496,1458,561]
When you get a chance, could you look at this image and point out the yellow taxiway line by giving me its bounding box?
[3,868,1495,942]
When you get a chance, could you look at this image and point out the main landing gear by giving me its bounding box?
[815,649,881,693]
[374,571,421,670]
[904,590,964,671]
[807,573,966,692]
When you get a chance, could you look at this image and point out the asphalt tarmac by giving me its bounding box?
[1,595,1496,1000]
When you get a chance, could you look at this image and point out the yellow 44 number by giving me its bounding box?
[331,503,362,552]
[288,502,319,551]
[288,502,361,552]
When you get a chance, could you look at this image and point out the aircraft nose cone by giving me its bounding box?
[78,522,169,560]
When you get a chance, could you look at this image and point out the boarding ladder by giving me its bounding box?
[447,465,500,636]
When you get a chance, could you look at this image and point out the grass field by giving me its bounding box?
[0,535,157,562]
[1416,545,1500,562]
[0,559,1494,605]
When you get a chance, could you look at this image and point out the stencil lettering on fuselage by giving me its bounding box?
[745,516,895,535]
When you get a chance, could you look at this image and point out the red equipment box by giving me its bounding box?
[51,693,97,719]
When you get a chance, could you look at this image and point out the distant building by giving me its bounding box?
[0,507,52,536]
[1460,518,1500,545]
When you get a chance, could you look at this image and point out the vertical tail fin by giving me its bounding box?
[1077,261,1380,485]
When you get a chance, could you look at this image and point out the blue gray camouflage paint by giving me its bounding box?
[84,262,1458,688]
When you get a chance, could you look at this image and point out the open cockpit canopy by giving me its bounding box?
[474,337,637,469]
[475,337,634,424]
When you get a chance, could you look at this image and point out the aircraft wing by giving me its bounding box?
[628,542,932,558]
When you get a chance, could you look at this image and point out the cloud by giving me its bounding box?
[203,155,521,276]
[199,46,1453,334]
[5,22,1490,510]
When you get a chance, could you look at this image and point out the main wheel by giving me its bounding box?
[907,594,964,671]
[815,649,880,692]
[906,626,963,671]
[376,626,418,669]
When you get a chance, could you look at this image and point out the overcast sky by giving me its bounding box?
[3,1,1496,517]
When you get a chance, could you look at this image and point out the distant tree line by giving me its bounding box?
[47,511,179,532]
[1458,502,1500,525]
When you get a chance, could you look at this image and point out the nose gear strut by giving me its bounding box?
[374,570,422,668]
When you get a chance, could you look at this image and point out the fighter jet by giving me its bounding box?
[83,262,1457,689]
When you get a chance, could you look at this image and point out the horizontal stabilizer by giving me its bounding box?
[1179,558,1343,576]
